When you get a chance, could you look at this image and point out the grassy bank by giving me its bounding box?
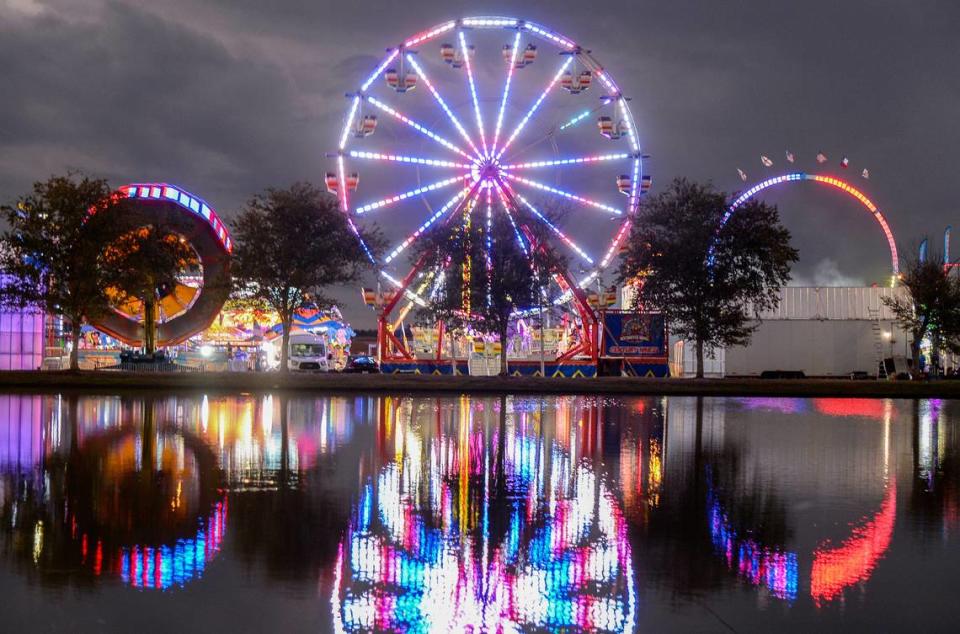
[0,370,959,398]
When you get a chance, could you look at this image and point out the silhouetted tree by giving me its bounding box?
[619,178,797,377]
[411,201,566,375]
[0,173,124,369]
[882,248,960,373]
[231,183,383,372]
[99,216,197,354]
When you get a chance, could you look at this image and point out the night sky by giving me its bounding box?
[2,0,958,328]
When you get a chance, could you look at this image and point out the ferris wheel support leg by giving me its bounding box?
[377,250,436,362]
[554,268,599,363]
[496,176,598,364]
[435,320,446,361]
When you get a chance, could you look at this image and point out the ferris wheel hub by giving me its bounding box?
[471,158,503,185]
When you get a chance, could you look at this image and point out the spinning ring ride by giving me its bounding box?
[332,16,649,363]
[720,172,899,286]
[90,184,232,347]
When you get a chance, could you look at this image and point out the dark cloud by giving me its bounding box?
[2,0,959,327]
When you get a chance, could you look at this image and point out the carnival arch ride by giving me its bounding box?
[89,184,233,347]
[719,173,899,286]
[331,16,649,368]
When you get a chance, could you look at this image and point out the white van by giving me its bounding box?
[288,333,329,372]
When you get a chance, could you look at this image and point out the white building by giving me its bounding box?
[635,287,911,377]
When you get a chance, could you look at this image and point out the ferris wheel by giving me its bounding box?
[331,16,649,360]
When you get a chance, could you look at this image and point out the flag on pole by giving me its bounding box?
[761,155,773,167]
[737,168,747,182]
[785,151,795,163]
[861,168,870,179]
[840,156,849,168]
[816,151,828,163]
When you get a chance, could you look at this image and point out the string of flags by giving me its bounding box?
[737,150,870,182]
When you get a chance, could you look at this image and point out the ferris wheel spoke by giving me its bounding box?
[354,174,471,215]
[346,215,377,264]
[459,31,488,158]
[495,57,572,161]
[501,153,632,170]
[505,102,609,163]
[366,96,473,159]
[380,270,429,308]
[491,31,522,157]
[494,186,556,308]
[384,181,478,264]
[600,218,633,268]
[503,173,622,216]
[484,186,493,306]
[500,182,595,265]
[558,107,597,131]
[493,183,530,255]
[405,54,482,158]
[347,150,473,169]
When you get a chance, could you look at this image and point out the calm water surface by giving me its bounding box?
[0,393,957,632]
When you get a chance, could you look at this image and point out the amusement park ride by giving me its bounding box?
[89,184,233,350]
[721,171,900,287]
[334,16,662,376]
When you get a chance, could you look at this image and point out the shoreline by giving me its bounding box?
[0,371,959,398]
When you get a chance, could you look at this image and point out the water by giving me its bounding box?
[0,393,957,632]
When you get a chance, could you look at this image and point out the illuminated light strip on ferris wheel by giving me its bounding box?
[405,55,481,158]
[591,68,644,212]
[384,184,474,263]
[504,173,622,215]
[336,154,351,212]
[354,174,471,215]
[347,216,377,264]
[601,218,633,268]
[493,183,529,255]
[522,21,576,49]
[336,47,399,152]
[495,57,573,161]
[338,96,361,150]
[361,49,399,91]
[492,31,521,156]
[559,109,592,130]
[379,271,429,308]
[719,172,900,281]
[403,20,456,47]
[365,97,472,159]
[509,188,596,265]
[336,155,374,262]
[500,153,631,170]
[347,150,472,169]
[463,17,519,28]
[459,31,488,158]
[485,186,493,306]
[618,97,643,208]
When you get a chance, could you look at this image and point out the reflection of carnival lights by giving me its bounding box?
[117,497,228,591]
[706,470,799,601]
[809,483,896,606]
[332,398,636,632]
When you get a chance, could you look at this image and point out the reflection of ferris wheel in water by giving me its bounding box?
[330,16,650,355]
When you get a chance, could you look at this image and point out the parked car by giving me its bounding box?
[342,355,380,374]
[286,333,329,372]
